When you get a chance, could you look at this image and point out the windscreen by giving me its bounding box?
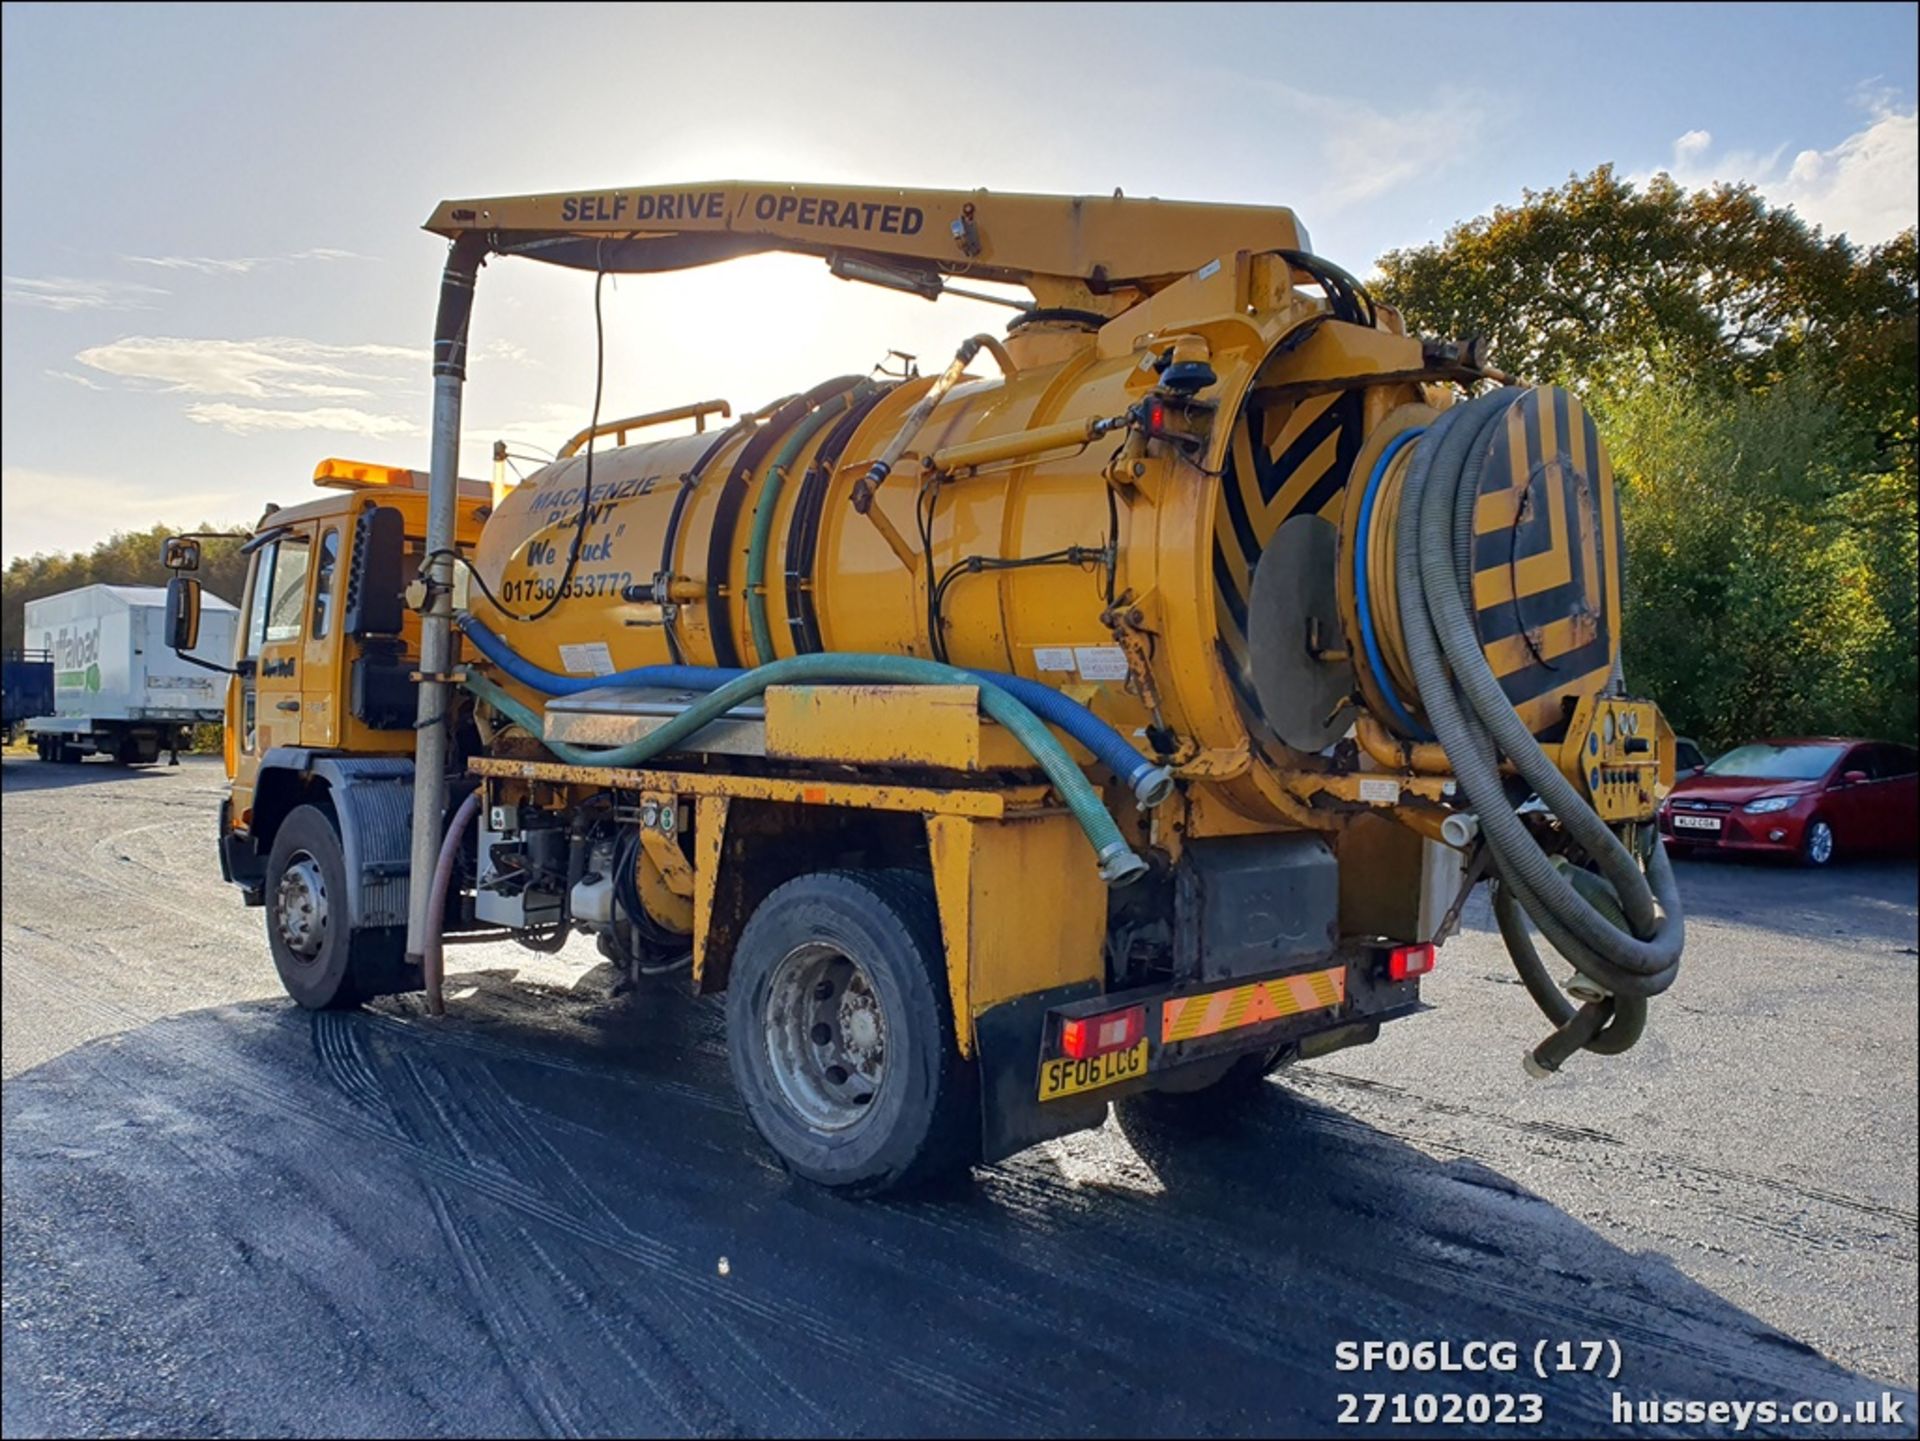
[1704,743,1841,780]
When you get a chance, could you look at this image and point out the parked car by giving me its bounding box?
[1674,736,1708,777]
[1659,738,1919,866]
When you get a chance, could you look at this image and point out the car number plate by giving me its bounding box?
[1037,1040,1148,1102]
[1672,814,1721,832]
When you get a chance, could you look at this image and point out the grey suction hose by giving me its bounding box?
[463,657,1148,886]
[1395,390,1683,1066]
[423,788,482,1017]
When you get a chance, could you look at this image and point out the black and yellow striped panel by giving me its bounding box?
[1212,391,1364,723]
[1470,387,1621,739]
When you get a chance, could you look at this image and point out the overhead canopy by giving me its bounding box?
[424,180,1308,294]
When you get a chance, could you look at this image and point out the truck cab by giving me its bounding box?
[171,460,489,910]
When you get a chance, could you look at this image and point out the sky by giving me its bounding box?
[3,1,1915,563]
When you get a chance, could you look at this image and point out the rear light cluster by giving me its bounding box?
[1059,1004,1146,1060]
[1388,942,1436,981]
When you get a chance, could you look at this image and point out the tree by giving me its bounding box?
[1376,166,1918,748]
[3,524,252,654]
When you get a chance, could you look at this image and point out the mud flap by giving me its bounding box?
[974,980,1108,1164]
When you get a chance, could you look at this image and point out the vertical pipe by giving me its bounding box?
[405,236,487,974]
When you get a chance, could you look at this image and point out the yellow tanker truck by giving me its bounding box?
[164,181,1684,1193]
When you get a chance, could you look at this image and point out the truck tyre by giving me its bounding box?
[265,803,414,1009]
[725,869,977,1195]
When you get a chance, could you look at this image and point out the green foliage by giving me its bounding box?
[1378,166,1918,749]
[3,523,252,654]
[1604,373,1916,747]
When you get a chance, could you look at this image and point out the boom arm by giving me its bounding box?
[425,180,1308,311]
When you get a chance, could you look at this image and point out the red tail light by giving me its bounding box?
[1389,942,1436,981]
[1060,1004,1146,1060]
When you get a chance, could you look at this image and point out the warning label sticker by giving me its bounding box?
[1032,647,1076,673]
[558,641,615,677]
[1073,646,1130,682]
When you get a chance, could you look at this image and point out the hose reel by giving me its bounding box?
[1346,386,1686,1070]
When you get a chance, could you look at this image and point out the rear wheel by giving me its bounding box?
[1799,818,1836,868]
[264,803,415,1009]
[725,869,976,1195]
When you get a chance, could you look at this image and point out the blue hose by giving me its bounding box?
[1354,427,1432,741]
[456,615,1173,806]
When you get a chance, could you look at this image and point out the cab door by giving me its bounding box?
[1821,743,1876,851]
[300,524,344,746]
[231,528,313,829]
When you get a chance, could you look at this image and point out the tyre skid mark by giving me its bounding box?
[521,1228,736,1436]
[134,1011,1029,1427]
[78,824,261,943]
[427,1189,586,1439]
[357,1009,742,1117]
[965,1132,1839,1409]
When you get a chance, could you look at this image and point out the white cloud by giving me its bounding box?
[123,247,373,276]
[182,403,419,438]
[1,466,265,562]
[1227,77,1490,213]
[1638,100,1919,246]
[74,335,423,400]
[45,369,106,390]
[3,275,168,312]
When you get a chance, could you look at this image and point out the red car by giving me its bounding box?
[1659,738,1919,866]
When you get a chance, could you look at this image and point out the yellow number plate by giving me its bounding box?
[1037,1040,1149,1102]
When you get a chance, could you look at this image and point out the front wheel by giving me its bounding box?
[725,869,976,1195]
[264,803,415,1009]
[1799,818,1836,868]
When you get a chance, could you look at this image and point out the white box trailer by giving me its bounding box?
[23,584,238,765]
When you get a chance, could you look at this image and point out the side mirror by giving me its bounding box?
[165,575,203,652]
[1841,769,1869,787]
[162,536,202,572]
[345,504,407,637]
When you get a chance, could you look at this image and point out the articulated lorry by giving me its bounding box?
[25,584,237,764]
[164,181,1685,1194]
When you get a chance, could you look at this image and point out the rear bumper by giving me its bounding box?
[1661,809,1808,855]
[973,947,1424,1164]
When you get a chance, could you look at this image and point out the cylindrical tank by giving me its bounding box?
[472,305,1621,826]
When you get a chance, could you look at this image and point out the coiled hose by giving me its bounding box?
[461,656,1148,886]
[745,381,873,667]
[456,616,1172,807]
[1395,389,1684,1071]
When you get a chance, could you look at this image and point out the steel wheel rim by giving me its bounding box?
[1808,822,1833,864]
[763,941,887,1132]
[275,850,330,962]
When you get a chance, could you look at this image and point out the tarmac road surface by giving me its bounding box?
[3,756,1915,1436]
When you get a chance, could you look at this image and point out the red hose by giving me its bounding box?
[425,790,482,1016]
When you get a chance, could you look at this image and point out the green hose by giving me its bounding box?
[746,382,872,665]
[464,653,1147,885]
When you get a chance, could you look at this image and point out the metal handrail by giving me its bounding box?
[558,400,733,459]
